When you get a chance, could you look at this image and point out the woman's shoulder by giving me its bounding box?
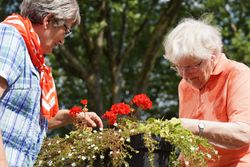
[0,22,19,32]
[0,23,25,42]
[0,23,27,52]
[222,59,250,88]
[225,59,250,76]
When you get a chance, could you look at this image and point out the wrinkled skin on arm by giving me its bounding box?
[0,76,7,97]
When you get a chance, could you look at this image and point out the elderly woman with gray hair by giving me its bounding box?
[163,18,250,166]
[0,0,103,166]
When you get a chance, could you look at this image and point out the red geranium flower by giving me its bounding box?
[80,99,88,105]
[69,106,82,117]
[102,103,131,125]
[102,111,117,125]
[102,94,153,125]
[110,102,131,115]
[132,94,152,110]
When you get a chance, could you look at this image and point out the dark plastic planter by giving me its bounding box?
[126,133,172,167]
[93,133,172,167]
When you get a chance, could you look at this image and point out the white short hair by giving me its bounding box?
[163,18,223,63]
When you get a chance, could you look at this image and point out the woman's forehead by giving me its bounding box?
[174,56,202,66]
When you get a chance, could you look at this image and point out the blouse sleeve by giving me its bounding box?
[227,67,250,124]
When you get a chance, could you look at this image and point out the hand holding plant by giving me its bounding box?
[69,99,103,128]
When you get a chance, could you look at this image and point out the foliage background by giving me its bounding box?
[1,0,250,133]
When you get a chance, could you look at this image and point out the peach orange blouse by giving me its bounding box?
[179,54,250,167]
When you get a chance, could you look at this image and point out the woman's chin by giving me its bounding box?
[187,80,204,90]
[42,48,53,55]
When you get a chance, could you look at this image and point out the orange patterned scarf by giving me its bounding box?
[2,14,59,119]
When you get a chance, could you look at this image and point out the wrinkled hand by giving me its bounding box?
[76,112,103,128]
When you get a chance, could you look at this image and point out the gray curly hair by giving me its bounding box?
[20,0,80,27]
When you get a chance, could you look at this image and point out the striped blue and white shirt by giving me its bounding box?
[0,23,47,166]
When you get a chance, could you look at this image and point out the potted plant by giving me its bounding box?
[35,94,217,167]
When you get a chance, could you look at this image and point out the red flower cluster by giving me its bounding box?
[69,106,82,117]
[110,102,131,115]
[101,110,117,125]
[69,99,88,117]
[80,99,88,105]
[132,94,152,110]
[102,94,153,125]
[102,102,131,125]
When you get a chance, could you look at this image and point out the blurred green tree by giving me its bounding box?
[1,0,250,124]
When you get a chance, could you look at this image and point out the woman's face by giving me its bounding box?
[173,56,215,89]
[39,19,74,54]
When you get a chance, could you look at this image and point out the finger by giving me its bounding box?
[84,114,97,127]
[89,113,103,128]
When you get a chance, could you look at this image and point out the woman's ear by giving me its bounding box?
[42,13,54,29]
[211,54,216,60]
[210,53,219,65]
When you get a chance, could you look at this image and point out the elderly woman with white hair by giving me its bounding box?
[163,18,250,166]
[0,0,103,166]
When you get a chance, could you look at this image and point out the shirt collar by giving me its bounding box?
[211,53,228,76]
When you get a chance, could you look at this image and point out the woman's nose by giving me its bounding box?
[58,39,65,45]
